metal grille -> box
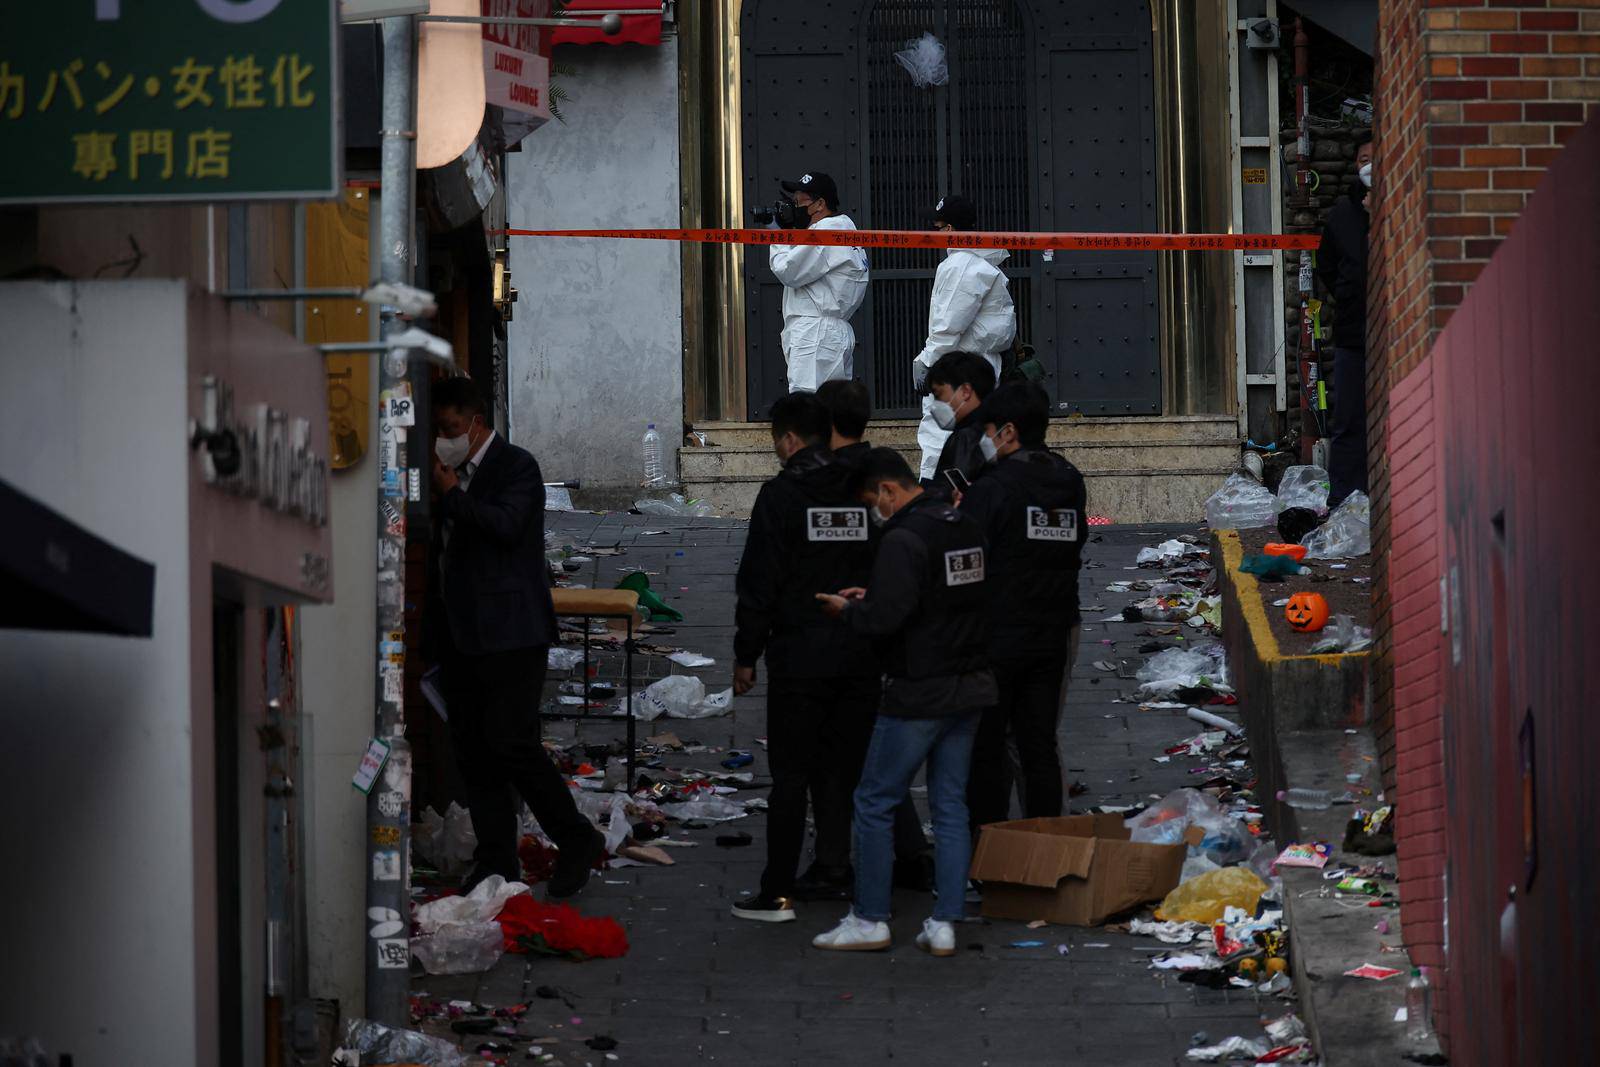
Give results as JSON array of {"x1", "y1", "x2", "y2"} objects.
[{"x1": 864, "y1": 0, "x2": 1031, "y2": 415}]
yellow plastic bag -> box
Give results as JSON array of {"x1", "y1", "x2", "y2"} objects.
[{"x1": 1154, "y1": 866, "x2": 1268, "y2": 924}]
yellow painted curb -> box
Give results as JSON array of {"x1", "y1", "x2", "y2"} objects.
[{"x1": 1215, "y1": 529, "x2": 1365, "y2": 666}]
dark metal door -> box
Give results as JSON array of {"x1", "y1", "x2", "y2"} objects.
[{"x1": 741, "y1": 0, "x2": 1158, "y2": 418}]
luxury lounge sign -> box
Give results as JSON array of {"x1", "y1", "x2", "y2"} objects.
[
  {"x1": 196, "y1": 375, "x2": 329, "y2": 527},
  {"x1": 482, "y1": 0, "x2": 550, "y2": 121}
]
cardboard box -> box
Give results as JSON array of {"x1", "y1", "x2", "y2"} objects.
[{"x1": 968, "y1": 814, "x2": 1193, "y2": 926}]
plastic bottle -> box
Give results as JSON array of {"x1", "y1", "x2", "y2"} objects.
[
  {"x1": 1276, "y1": 787, "x2": 1331, "y2": 810},
  {"x1": 1405, "y1": 968, "x2": 1433, "y2": 1041},
  {"x1": 642, "y1": 423, "x2": 669, "y2": 488}
]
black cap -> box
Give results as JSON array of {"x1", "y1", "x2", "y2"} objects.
[
  {"x1": 934, "y1": 194, "x2": 978, "y2": 230},
  {"x1": 781, "y1": 172, "x2": 840, "y2": 207}
]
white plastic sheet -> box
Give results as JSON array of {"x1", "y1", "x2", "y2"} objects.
[
  {"x1": 624, "y1": 675, "x2": 735, "y2": 720},
  {"x1": 894, "y1": 32, "x2": 949, "y2": 88},
  {"x1": 414, "y1": 874, "x2": 529, "y2": 934},
  {"x1": 1204, "y1": 472, "x2": 1276, "y2": 530},
  {"x1": 410, "y1": 922, "x2": 507, "y2": 976}
]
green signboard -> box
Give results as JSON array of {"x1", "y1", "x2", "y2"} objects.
[{"x1": 0, "y1": 0, "x2": 338, "y2": 203}]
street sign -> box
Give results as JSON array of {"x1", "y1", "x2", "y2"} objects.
[{"x1": 0, "y1": 0, "x2": 339, "y2": 204}]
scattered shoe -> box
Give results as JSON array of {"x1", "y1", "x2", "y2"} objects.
[
  {"x1": 915, "y1": 917, "x2": 956, "y2": 957},
  {"x1": 812, "y1": 911, "x2": 891, "y2": 952},
  {"x1": 731, "y1": 893, "x2": 797, "y2": 923},
  {"x1": 793, "y1": 863, "x2": 852, "y2": 902},
  {"x1": 546, "y1": 828, "x2": 606, "y2": 899}
]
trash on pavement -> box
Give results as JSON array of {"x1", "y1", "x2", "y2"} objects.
[
  {"x1": 414, "y1": 875, "x2": 530, "y2": 934},
  {"x1": 615, "y1": 571, "x2": 685, "y2": 622},
  {"x1": 968, "y1": 814, "x2": 1189, "y2": 925},
  {"x1": 1261, "y1": 542, "x2": 1309, "y2": 561},
  {"x1": 1274, "y1": 465, "x2": 1330, "y2": 514},
  {"x1": 410, "y1": 921, "x2": 507, "y2": 975},
  {"x1": 1344, "y1": 962, "x2": 1404, "y2": 981},
  {"x1": 336, "y1": 1018, "x2": 468, "y2": 1067},
  {"x1": 496, "y1": 894, "x2": 630, "y2": 960},
  {"x1": 1185, "y1": 1035, "x2": 1270, "y2": 1062},
  {"x1": 633, "y1": 492, "x2": 715, "y2": 518},
  {"x1": 1186, "y1": 707, "x2": 1244, "y2": 737},
  {"x1": 548, "y1": 647, "x2": 586, "y2": 671},
  {"x1": 1272, "y1": 842, "x2": 1332, "y2": 870},
  {"x1": 1135, "y1": 644, "x2": 1231, "y2": 698},
  {"x1": 1127, "y1": 918, "x2": 1206, "y2": 944},
  {"x1": 1126, "y1": 788, "x2": 1254, "y2": 867},
  {"x1": 1155, "y1": 867, "x2": 1269, "y2": 924},
  {"x1": 623, "y1": 675, "x2": 734, "y2": 720},
  {"x1": 667, "y1": 650, "x2": 715, "y2": 667},
  {"x1": 1204, "y1": 472, "x2": 1276, "y2": 530},
  {"x1": 1284, "y1": 591, "x2": 1330, "y2": 632},
  {"x1": 1309, "y1": 614, "x2": 1374, "y2": 653},
  {"x1": 657, "y1": 793, "x2": 750, "y2": 822},
  {"x1": 1239, "y1": 553, "x2": 1308, "y2": 579},
  {"x1": 1301, "y1": 490, "x2": 1371, "y2": 558}
]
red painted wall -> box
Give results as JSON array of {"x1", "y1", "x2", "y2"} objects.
[{"x1": 1423, "y1": 117, "x2": 1600, "y2": 1062}]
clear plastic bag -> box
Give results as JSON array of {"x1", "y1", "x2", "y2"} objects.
[
  {"x1": 1135, "y1": 642, "x2": 1230, "y2": 697},
  {"x1": 1301, "y1": 490, "x2": 1370, "y2": 558},
  {"x1": 1309, "y1": 613, "x2": 1374, "y2": 653},
  {"x1": 1275, "y1": 464, "x2": 1330, "y2": 514},
  {"x1": 338, "y1": 1018, "x2": 468, "y2": 1066},
  {"x1": 1204, "y1": 472, "x2": 1276, "y2": 529},
  {"x1": 624, "y1": 675, "x2": 734, "y2": 720},
  {"x1": 409, "y1": 920, "x2": 507, "y2": 975},
  {"x1": 894, "y1": 32, "x2": 949, "y2": 88},
  {"x1": 658, "y1": 794, "x2": 750, "y2": 822},
  {"x1": 415, "y1": 801, "x2": 477, "y2": 876},
  {"x1": 634, "y1": 492, "x2": 715, "y2": 518},
  {"x1": 414, "y1": 874, "x2": 528, "y2": 934}
]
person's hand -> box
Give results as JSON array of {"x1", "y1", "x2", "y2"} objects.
[
  {"x1": 912, "y1": 360, "x2": 929, "y2": 390},
  {"x1": 837, "y1": 587, "x2": 867, "y2": 601},
  {"x1": 950, "y1": 488, "x2": 964, "y2": 508},
  {"x1": 432, "y1": 456, "x2": 458, "y2": 493},
  {"x1": 733, "y1": 664, "x2": 756, "y2": 696},
  {"x1": 815, "y1": 592, "x2": 851, "y2": 618}
]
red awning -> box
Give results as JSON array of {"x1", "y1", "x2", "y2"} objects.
[{"x1": 549, "y1": 1, "x2": 662, "y2": 47}]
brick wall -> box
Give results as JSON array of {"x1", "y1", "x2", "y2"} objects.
[{"x1": 1366, "y1": 2, "x2": 1600, "y2": 1054}]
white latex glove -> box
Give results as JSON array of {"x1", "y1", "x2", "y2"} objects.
[{"x1": 912, "y1": 359, "x2": 930, "y2": 390}]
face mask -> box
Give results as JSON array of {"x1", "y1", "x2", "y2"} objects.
[
  {"x1": 1358, "y1": 163, "x2": 1372, "y2": 189},
  {"x1": 930, "y1": 399, "x2": 957, "y2": 430},
  {"x1": 435, "y1": 431, "x2": 471, "y2": 468},
  {"x1": 978, "y1": 433, "x2": 998, "y2": 463},
  {"x1": 780, "y1": 199, "x2": 811, "y2": 229},
  {"x1": 869, "y1": 505, "x2": 889, "y2": 528}
]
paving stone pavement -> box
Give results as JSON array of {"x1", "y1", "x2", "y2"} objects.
[{"x1": 411, "y1": 510, "x2": 1272, "y2": 1066}]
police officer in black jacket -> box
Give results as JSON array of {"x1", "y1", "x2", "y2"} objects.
[
  {"x1": 812, "y1": 448, "x2": 996, "y2": 957},
  {"x1": 927, "y1": 351, "x2": 998, "y2": 492},
  {"x1": 731, "y1": 393, "x2": 878, "y2": 922},
  {"x1": 959, "y1": 381, "x2": 1087, "y2": 829},
  {"x1": 815, "y1": 378, "x2": 873, "y2": 470}
]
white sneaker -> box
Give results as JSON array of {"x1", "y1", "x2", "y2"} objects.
[
  {"x1": 915, "y1": 918, "x2": 956, "y2": 957},
  {"x1": 811, "y1": 910, "x2": 891, "y2": 952}
]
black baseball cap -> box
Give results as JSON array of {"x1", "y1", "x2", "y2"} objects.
[
  {"x1": 781, "y1": 172, "x2": 840, "y2": 207},
  {"x1": 934, "y1": 194, "x2": 978, "y2": 230}
]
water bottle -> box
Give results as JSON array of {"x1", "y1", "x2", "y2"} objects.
[
  {"x1": 1276, "y1": 787, "x2": 1332, "y2": 810},
  {"x1": 642, "y1": 423, "x2": 669, "y2": 488},
  {"x1": 1405, "y1": 967, "x2": 1433, "y2": 1041}
]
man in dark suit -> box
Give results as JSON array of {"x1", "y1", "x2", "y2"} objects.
[{"x1": 430, "y1": 376, "x2": 604, "y2": 897}]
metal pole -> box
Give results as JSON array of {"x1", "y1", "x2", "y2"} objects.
[{"x1": 364, "y1": 11, "x2": 417, "y2": 1027}]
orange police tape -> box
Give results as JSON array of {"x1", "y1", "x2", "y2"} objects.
[{"x1": 502, "y1": 227, "x2": 1321, "y2": 253}]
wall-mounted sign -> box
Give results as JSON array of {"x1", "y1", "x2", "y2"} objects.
[
  {"x1": 482, "y1": 0, "x2": 550, "y2": 122},
  {"x1": 197, "y1": 375, "x2": 329, "y2": 527},
  {"x1": 1242, "y1": 167, "x2": 1269, "y2": 185},
  {"x1": 0, "y1": 0, "x2": 338, "y2": 204}
]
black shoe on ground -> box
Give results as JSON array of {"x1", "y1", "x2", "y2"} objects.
[
  {"x1": 893, "y1": 853, "x2": 936, "y2": 893},
  {"x1": 731, "y1": 893, "x2": 797, "y2": 923},
  {"x1": 459, "y1": 862, "x2": 519, "y2": 895},
  {"x1": 793, "y1": 864, "x2": 853, "y2": 902},
  {"x1": 547, "y1": 828, "x2": 606, "y2": 899}
]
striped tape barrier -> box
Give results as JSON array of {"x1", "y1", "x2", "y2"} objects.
[{"x1": 502, "y1": 227, "x2": 1320, "y2": 253}]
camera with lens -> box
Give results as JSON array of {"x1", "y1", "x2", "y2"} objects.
[{"x1": 750, "y1": 198, "x2": 810, "y2": 230}]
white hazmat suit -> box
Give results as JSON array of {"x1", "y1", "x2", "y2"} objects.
[
  {"x1": 913, "y1": 247, "x2": 1017, "y2": 479},
  {"x1": 769, "y1": 214, "x2": 870, "y2": 393}
]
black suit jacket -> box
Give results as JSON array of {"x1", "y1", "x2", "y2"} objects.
[{"x1": 437, "y1": 434, "x2": 558, "y2": 655}]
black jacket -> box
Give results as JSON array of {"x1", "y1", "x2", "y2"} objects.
[
  {"x1": 933, "y1": 409, "x2": 989, "y2": 491},
  {"x1": 961, "y1": 446, "x2": 1088, "y2": 659},
  {"x1": 436, "y1": 435, "x2": 559, "y2": 655},
  {"x1": 832, "y1": 440, "x2": 871, "y2": 472},
  {"x1": 843, "y1": 493, "x2": 997, "y2": 716},
  {"x1": 1316, "y1": 191, "x2": 1369, "y2": 350},
  {"x1": 734, "y1": 445, "x2": 876, "y2": 681}
]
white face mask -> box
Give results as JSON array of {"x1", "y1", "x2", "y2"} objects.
[
  {"x1": 978, "y1": 433, "x2": 998, "y2": 463},
  {"x1": 930, "y1": 399, "x2": 958, "y2": 431},
  {"x1": 1358, "y1": 162, "x2": 1372, "y2": 189},
  {"x1": 435, "y1": 432, "x2": 472, "y2": 469},
  {"x1": 869, "y1": 505, "x2": 889, "y2": 528}
]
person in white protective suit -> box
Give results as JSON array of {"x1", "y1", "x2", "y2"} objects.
[
  {"x1": 912, "y1": 195, "x2": 1017, "y2": 481},
  {"x1": 768, "y1": 172, "x2": 870, "y2": 393}
]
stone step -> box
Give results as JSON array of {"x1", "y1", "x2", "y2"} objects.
[{"x1": 681, "y1": 438, "x2": 1241, "y2": 479}]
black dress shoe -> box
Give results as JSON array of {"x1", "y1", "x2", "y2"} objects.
[
  {"x1": 547, "y1": 828, "x2": 606, "y2": 899},
  {"x1": 793, "y1": 863, "x2": 853, "y2": 901},
  {"x1": 459, "y1": 862, "x2": 520, "y2": 895}
]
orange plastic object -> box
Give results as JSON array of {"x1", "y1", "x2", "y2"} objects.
[
  {"x1": 1284, "y1": 592, "x2": 1330, "y2": 633},
  {"x1": 1262, "y1": 543, "x2": 1309, "y2": 561}
]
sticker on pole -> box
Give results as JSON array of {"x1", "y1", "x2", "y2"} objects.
[{"x1": 353, "y1": 737, "x2": 392, "y2": 795}]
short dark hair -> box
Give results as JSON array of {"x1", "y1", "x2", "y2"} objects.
[
  {"x1": 769, "y1": 391, "x2": 832, "y2": 445},
  {"x1": 815, "y1": 379, "x2": 871, "y2": 440},
  {"x1": 927, "y1": 351, "x2": 996, "y2": 400},
  {"x1": 848, "y1": 446, "x2": 919, "y2": 495},
  {"x1": 1353, "y1": 130, "x2": 1373, "y2": 148},
  {"x1": 433, "y1": 376, "x2": 487, "y2": 418},
  {"x1": 980, "y1": 381, "x2": 1050, "y2": 446}
]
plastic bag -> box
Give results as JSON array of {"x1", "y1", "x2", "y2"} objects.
[
  {"x1": 658, "y1": 793, "x2": 750, "y2": 822},
  {"x1": 1186, "y1": 1036, "x2": 1270, "y2": 1062},
  {"x1": 1135, "y1": 643, "x2": 1230, "y2": 697},
  {"x1": 548, "y1": 647, "x2": 585, "y2": 671},
  {"x1": 1204, "y1": 472, "x2": 1276, "y2": 530},
  {"x1": 634, "y1": 492, "x2": 714, "y2": 518},
  {"x1": 1155, "y1": 866, "x2": 1269, "y2": 924},
  {"x1": 338, "y1": 1018, "x2": 468, "y2": 1067},
  {"x1": 409, "y1": 920, "x2": 507, "y2": 975},
  {"x1": 624, "y1": 675, "x2": 734, "y2": 721},
  {"x1": 1301, "y1": 490, "x2": 1370, "y2": 558},
  {"x1": 1309, "y1": 613, "x2": 1374, "y2": 653},
  {"x1": 414, "y1": 874, "x2": 529, "y2": 934},
  {"x1": 1274, "y1": 464, "x2": 1330, "y2": 514},
  {"x1": 894, "y1": 32, "x2": 949, "y2": 88},
  {"x1": 415, "y1": 802, "x2": 477, "y2": 876}
]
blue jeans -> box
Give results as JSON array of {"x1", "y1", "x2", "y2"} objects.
[{"x1": 852, "y1": 711, "x2": 980, "y2": 922}]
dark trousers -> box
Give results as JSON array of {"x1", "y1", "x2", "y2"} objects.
[
  {"x1": 1328, "y1": 345, "x2": 1369, "y2": 506},
  {"x1": 968, "y1": 652, "x2": 1069, "y2": 830},
  {"x1": 443, "y1": 645, "x2": 591, "y2": 874}
]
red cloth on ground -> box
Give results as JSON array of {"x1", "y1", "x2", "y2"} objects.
[{"x1": 495, "y1": 894, "x2": 629, "y2": 960}]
